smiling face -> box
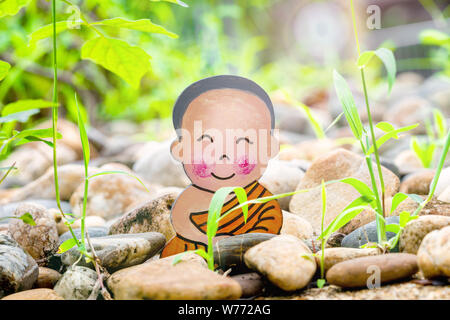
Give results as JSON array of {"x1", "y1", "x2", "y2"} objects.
[{"x1": 171, "y1": 88, "x2": 278, "y2": 191}]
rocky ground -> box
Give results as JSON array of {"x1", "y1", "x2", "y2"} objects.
[{"x1": 0, "y1": 72, "x2": 449, "y2": 300}]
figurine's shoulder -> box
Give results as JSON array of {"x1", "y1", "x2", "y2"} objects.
[{"x1": 172, "y1": 184, "x2": 212, "y2": 208}]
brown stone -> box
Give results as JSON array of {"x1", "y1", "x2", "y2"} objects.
[
  {"x1": 417, "y1": 226, "x2": 450, "y2": 279},
  {"x1": 107, "y1": 253, "x2": 241, "y2": 300},
  {"x1": 109, "y1": 193, "x2": 176, "y2": 240},
  {"x1": 314, "y1": 247, "x2": 381, "y2": 273},
  {"x1": 35, "y1": 267, "x2": 61, "y2": 289},
  {"x1": 1, "y1": 288, "x2": 63, "y2": 300},
  {"x1": 289, "y1": 149, "x2": 399, "y2": 235},
  {"x1": 230, "y1": 273, "x2": 264, "y2": 298},
  {"x1": 326, "y1": 253, "x2": 418, "y2": 288},
  {"x1": 400, "y1": 169, "x2": 436, "y2": 195}
]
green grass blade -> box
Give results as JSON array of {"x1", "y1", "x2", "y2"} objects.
[
  {"x1": 0, "y1": 162, "x2": 16, "y2": 185},
  {"x1": 88, "y1": 170, "x2": 151, "y2": 193},
  {"x1": 333, "y1": 70, "x2": 363, "y2": 140},
  {"x1": 340, "y1": 177, "x2": 375, "y2": 199},
  {"x1": 368, "y1": 123, "x2": 419, "y2": 155},
  {"x1": 390, "y1": 192, "x2": 408, "y2": 214},
  {"x1": 373, "y1": 48, "x2": 397, "y2": 94},
  {"x1": 75, "y1": 94, "x2": 90, "y2": 170}
]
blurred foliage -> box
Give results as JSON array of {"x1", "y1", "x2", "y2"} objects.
[{"x1": 0, "y1": 0, "x2": 448, "y2": 131}]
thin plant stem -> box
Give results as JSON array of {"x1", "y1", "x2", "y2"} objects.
[
  {"x1": 51, "y1": 0, "x2": 79, "y2": 246},
  {"x1": 350, "y1": 0, "x2": 387, "y2": 244}
]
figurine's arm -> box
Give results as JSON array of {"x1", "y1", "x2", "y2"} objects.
[{"x1": 171, "y1": 194, "x2": 209, "y2": 244}]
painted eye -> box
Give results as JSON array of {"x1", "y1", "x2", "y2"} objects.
[
  {"x1": 197, "y1": 134, "x2": 214, "y2": 143},
  {"x1": 236, "y1": 137, "x2": 253, "y2": 144}
]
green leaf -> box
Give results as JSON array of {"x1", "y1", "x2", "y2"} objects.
[
  {"x1": 318, "y1": 204, "x2": 371, "y2": 240},
  {"x1": 149, "y1": 0, "x2": 189, "y2": 7},
  {"x1": 324, "y1": 112, "x2": 344, "y2": 134},
  {"x1": 333, "y1": 70, "x2": 363, "y2": 140},
  {"x1": 376, "y1": 121, "x2": 396, "y2": 134},
  {"x1": 0, "y1": 162, "x2": 16, "y2": 185},
  {"x1": 433, "y1": 108, "x2": 447, "y2": 140},
  {"x1": 317, "y1": 279, "x2": 326, "y2": 288},
  {"x1": 172, "y1": 249, "x2": 208, "y2": 265},
  {"x1": 0, "y1": 0, "x2": 31, "y2": 18},
  {"x1": 1, "y1": 99, "x2": 57, "y2": 116},
  {"x1": 411, "y1": 137, "x2": 435, "y2": 168},
  {"x1": 81, "y1": 37, "x2": 151, "y2": 89},
  {"x1": 340, "y1": 177, "x2": 375, "y2": 199},
  {"x1": 368, "y1": 123, "x2": 419, "y2": 155},
  {"x1": 428, "y1": 130, "x2": 450, "y2": 200},
  {"x1": 57, "y1": 238, "x2": 78, "y2": 254},
  {"x1": 12, "y1": 128, "x2": 61, "y2": 141},
  {"x1": 399, "y1": 211, "x2": 413, "y2": 228},
  {"x1": 18, "y1": 212, "x2": 35, "y2": 226},
  {"x1": 75, "y1": 94, "x2": 90, "y2": 168},
  {"x1": 390, "y1": 192, "x2": 408, "y2": 214},
  {"x1": 357, "y1": 51, "x2": 375, "y2": 68},
  {"x1": 420, "y1": 29, "x2": 450, "y2": 46},
  {"x1": 28, "y1": 21, "x2": 83, "y2": 45},
  {"x1": 373, "y1": 48, "x2": 397, "y2": 94},
  {"x1": 0, "y1": 109, "x2": 39, "y2": 124},
  {"x1": 92, "y1": 18, "x2": 178, "y2": 38},
  {"x1": 385, "y1": 223, "x2": 400, "y2": 233},
  {"x1": 15, "y1": 135, "x2": 54, "y2": 148},
  {"x1": 0, "y1": 60, "x2": 11, "y2": 81}
]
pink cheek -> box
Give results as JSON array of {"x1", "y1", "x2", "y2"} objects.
[
  {"x1": 192, "y1": 162, "x2": 214, "y2": 178},
  {"x1": 234, "y1": 156, "x2": 256, "y2": 175}
]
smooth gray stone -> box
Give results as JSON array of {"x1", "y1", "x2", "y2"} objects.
[
  {"x1": 0, "y1": 234, "x2": 39, "y2": 298},
  {"x1": 61, "y1": 232, "x2": 166, "y2": 272},
  {"x1": 54, "y1": 266, "x2": 97, "y2": 300},
  {"x1": 342, "y1": 216, "x2": 400, "y2": 252},
  {"x1": 0, "y1": 200, "x2": 71, "y2": 223},
  {"x1": 59, "y1": 227, "x2": 109, "y2": 245}
]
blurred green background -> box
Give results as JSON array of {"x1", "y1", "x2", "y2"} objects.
[{"x1": 0, "y1": 0, "x2": 449, "y2": 137}]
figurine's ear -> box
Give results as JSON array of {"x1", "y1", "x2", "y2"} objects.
[
  {"x1": 170, "y1": 137, "x2": 184, "y2": 162},
  {"x1": 268, "y1": 130, "x2": 280, "y2": 159}
]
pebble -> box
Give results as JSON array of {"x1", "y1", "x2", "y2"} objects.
[
  {"x1": 109, "y1": 193, "x2": 176, "y2": 241},
  {"x1": 35, "y1": 267, "x2": 62, "y2": 289},
  {"x1": 280, "y1": 211, "x2": 313, "y2": 240},
  {"x1": 61, "y1": 232, "x2": 165, "y2": 272},
  {"x1": 244, "y1": 235, "x2": 316, "y2": 291},
  {"x1": 259, "y1": 160, "x2": 305, "y2": 210},
  {"x1": 8, "y1": 203, "x2": 59, "y2": 265},
  {"x1": 417, "y1": 225, "x2": 450, "y2": 279},
  {"x1": 341, "y1": 216, "x2": 400, "y2": 251},
  {"x1": 1, "y1": 288, "x2": 64, "y2": 300},
  {"x1": 326, "y1": 253, "x2": 418, "y2": 288},
  {"x1": 54, "y1": 266, "x2": 97, "y2": 300},
  {"x1": 70, "y1": 163, "x2": 155, "y2": 220},
  {"x1": 230, "y1": 273, "x2": 264, "y2": 298},
  {"x1": 107, "y1": 253, "x2": 241, "y2": 300},
  {"x1": 400, "y1": 169, "x2": 436, "y2": 195},
  {"x1": 289, "y1": 149, "x2": 399, "y2": 235},
  {"x1": 314, "y1": 247, "x2": 380, "y2": 273},
  {"x1": 0, "y1": 234, "x2": 38, "y2": 298},
  {"x1": 399, "y1": 215, "x2": 450, "y2": 254}
]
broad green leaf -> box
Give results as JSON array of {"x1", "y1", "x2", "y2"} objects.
[
  {"x1": 75, "y1": 94, "x2": 90, "y2": 168},
  {"x1": 340, "y1": 177, "x2": 375, "y2": 199},
  {"x1": 333, "y1": 70, "x2": 363, "y2": 140},
  {"x1": 149, "y1": 0, "x2": 189, "y2": 7},
  {"x1": 14, "y1": 135, "x2": 54, "y2": 148},
  {"x1": 399, "y1": 211, "x2": 411, "y2": 227},
  {"x1": 373, "y1": 48, "x2": 397, "y2": 94},
  {"x1": 420, "y1": 29, "x2": 450, "y2": 46},
  {"x1": 0, "y1": 109, "x2": 39, "y2": 124},
  {"x1": 0, "y1": 0, "x2": 31, "y2": 18},
  {"x1": 92, "y1": 18, "x2": 178, "y2": 38},
  {"x1": 57, "y1": 238, "x2": 78, "y2": 254},
  {"x1": 88, "y1": 170, "x2": 150, "y2": 193},
  {"x1": 19, "y1": 212, "x2": 35, "y2": 226},
  {"x1": 390, "y1": 192, "x2": 408, "y2": 214},
  {"x1": 385, "y1": 223, "x2": 400, "y2": 233},
  {"x1": 81, "y1": 37, "x2": 151, "y2": 89},
  {"x1": 368, "y1": 123, "x2": 419, "y2": 155},
  {"x1": 1, "y1": 99, "x2": 57, "y2": 116},
  {"x1": 357, "y1": 51, "x2": 375, "y2": 68},
  {"x1": 0, "y1": 60, "x2": 11, "y2": 81},
  {"x1": 28, "y1": 21, "x2": 83, "y2": 45},
  {"x1": 433, "y1": 108, "x2": 447, "y2": 140},
  {"x1": 317, "y1": 278, "x2": 326, "y2": 288},
  {"x1": 376, "y1": 121, "x2": 396, "y2": 134}
]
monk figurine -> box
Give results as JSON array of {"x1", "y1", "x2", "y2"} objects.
[{"x1": 161, "y1": 75, "x2": 283, "y2": 258}]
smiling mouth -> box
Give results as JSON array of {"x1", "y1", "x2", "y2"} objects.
[{"x1": 211, "y1": 172, "x2": 236, "y2": 180}]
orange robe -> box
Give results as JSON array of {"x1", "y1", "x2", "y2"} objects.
[{"x1": 160, "y1": 181, "x2": 283, "y2": 258}]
